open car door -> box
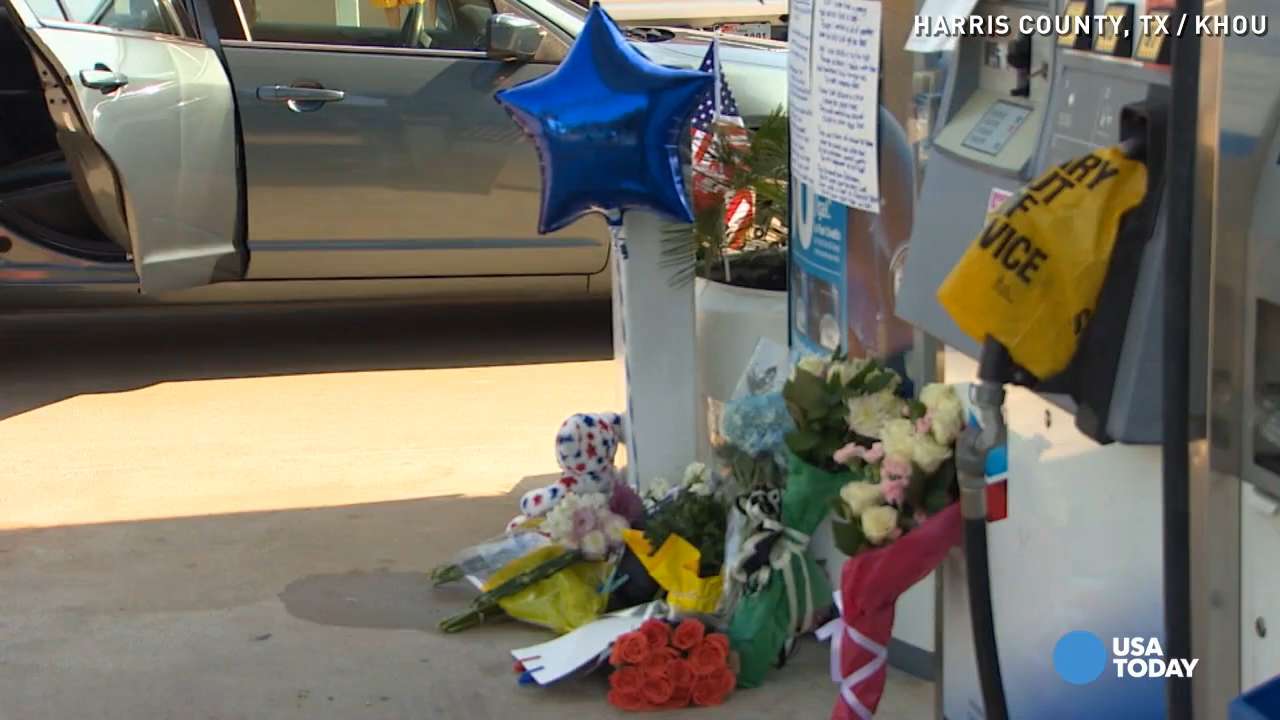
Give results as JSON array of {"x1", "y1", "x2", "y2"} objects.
[{"x1": 5, "y1": 0, "x2": 241, "y2": 292}]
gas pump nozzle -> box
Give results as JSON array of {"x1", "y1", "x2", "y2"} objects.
[{"x1": 955, "y1": 337, "x2": 1020, "y2": 720}]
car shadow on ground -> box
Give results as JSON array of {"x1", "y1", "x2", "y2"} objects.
[{"x1": 0, "y1": 299, "x2": 613, "y2": 422}]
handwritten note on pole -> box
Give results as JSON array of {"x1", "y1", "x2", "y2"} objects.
[
  {"x1": 813, "y1": 0, "x2": 881, "y2": 213},
  {"x1": 786, "y1": 0, "x2": 816, "y2": 189}
]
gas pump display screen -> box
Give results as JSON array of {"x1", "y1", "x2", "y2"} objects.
[{"x1": 962, "y1": 101, "x2": 1032, "y2": 156}]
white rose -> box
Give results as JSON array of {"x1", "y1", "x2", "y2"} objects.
[
  {"x1": 919, "y1": 383, "x2": 957, "y2": 409},
  {"x1": 647, "y1": 478, "x2": 672, "y2": 501},
  {"x1": 581, "y1": 492, "x2": 608, "y2": 510},
  {"x1": 879, "y1": 418, "x2": 917, "y2": 462},
  {"x1": 911, "y1": 436, "x2": 953, "y2": 474},
  {"x1": 580, "y1": 530, "x2": 608, "y2": 558},
  {"x1": 827, "y1": 358, "x2": 870, "y2": 386},
  {"x1": 930, "y1": 399, "x2": 966, "y2": 446},
  {"x1": 920, "y1": 384, "x2": 966, "y2": 445},
  {"x1": 839, "y1": 482, "x2": 883, "y2": 516},
  {"x1": 603, "y1": 514, "x2": 630, "y2": 542},
  {"x1": 795, "y1": 355, "x2": 828, "y2": 378},
  {"x1": 682, "y1": 462, "x2": 708, "y2": 487},
  {"x1": 688, "y1": 481, "x2": 713, "y2": 497},
  {"x1": 861, "y1": 505, "x2": 900, "y2": 544},
  {"x1": 846, "y1": 391, "x2": 906, "y2": 439}
]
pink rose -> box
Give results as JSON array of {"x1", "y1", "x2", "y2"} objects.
[
  {"x1": 880, "y1": 476, "x2": 908, "y2": 506},
  {"x1": 881, "y1": 455, "x2": 911, "y2": 483},
  {"x1": 833, "y1": 443, "x2": 861, "y2": 465},
  {"x1": 572, "y1": 507, "x2": 599, "y2": 538},
  {"x1": 834, "y1": 441, "x2": 887, "y2": 466},
  {"x1": 915, "y1": 414, "x2": 933, "y2": 435}
]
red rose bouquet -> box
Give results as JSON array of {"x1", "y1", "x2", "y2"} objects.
[{"x1": 606, "y1": 618, "x2": 736, "y2": 711}]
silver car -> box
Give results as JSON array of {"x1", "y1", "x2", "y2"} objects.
[{"x1": 0, "y1": 0, "x2": 784, "y2": 311}]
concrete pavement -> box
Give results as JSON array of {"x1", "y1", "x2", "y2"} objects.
[{"x1": 0, "y1": 302, "x2": 932, "y2": 719}]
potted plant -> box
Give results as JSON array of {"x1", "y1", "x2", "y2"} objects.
[{"x1": 666, "y1": 108, "x2": 791, "y2": 446}]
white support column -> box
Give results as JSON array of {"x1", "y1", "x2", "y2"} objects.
[
  {"x1": 612, "y1": 211, "x2": 699, "y2": 491},
  {"x1": 334, "y1": 0, "x2": 360, "y2": 26}
]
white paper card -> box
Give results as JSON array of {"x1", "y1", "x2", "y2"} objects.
[
  {"x1": 813, "y1": 0, "x2": 881, "y2": 213},
  {"x1": 511, "y1": 616, "x2": 646, "y2": 686},
  {"x1": 905, "y1": 0, "x2": 981, "y2": 54}
]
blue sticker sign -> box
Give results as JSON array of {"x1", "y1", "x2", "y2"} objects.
[{"x1": 790, "y1": 183, "x2": 848, "y2": 355}]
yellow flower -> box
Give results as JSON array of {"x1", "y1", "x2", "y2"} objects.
[
  {"x1": 861, "y1": 505, "x2": 901, "y2": 544},
  {"x1": 921, "y1": 383, "x2": 966, "y2": 446},
  {"x1": 839, "y1": 481, "x2": 883, "y2": 516},
  {"x1": 846, "y1": 392, "x2": 906, "y2": 439},
  {"x1": 880, "y1": 418, "x2": 916, "y2": 462}
]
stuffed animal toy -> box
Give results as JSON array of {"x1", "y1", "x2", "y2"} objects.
[{"x1": 506, "y1": 412, "x2": 628, "y2": 533}]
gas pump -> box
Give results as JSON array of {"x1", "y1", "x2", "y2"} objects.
[
  {"x1": 894, "y1": 0, "x2": 1214, "y2": 718},
  {"x1": 896, "y1": 0, "x2": 1056, "y2": 357}
]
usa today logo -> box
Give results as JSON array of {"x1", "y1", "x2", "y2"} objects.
[{"x1": 1052, "y1": 631, "x2": 1200, "y2": 685}]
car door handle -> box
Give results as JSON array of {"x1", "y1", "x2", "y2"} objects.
[
  {"x1": 80, "y1": 66, "x2": 128, "y2": 93},
  {"x1": 257, "y1": 85, "x2": 345, "y2": 103}
]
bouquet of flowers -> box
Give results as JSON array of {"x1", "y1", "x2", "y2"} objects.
[
  {"x1": 606, "y1": 618, "x2": 737, "y2": 711},
  {"x1": 727, "y1": 353, "x2": 877, "y2": 687},
  {"x1": 435, "y1": 493, "x2": 630, "y2": 634},
  {"x1": 541, "y1": 492, "x2": 631, "y2": 560},
  {"x1": 828, "y1": 383, "x2": 964, "y2": 554},
  {"x1": 816, "y1": 375, "x2": 970, "y2": 720},
  {"x1": 620, "y1": 463, "x2": 731, "y2": 615},
  {"x1": 717, "y1": 391, "x2": 792, "y2": 496}
]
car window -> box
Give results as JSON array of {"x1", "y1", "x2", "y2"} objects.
[
  {"x1": 23, "y1": 0, "x2": 67, "y2": 20},
  {"x1": 243, "y1": 0, "x2": 495, "y2": 52},
  {"x1": 60, "y1": 0, "x2": 183, "y2": 34}
]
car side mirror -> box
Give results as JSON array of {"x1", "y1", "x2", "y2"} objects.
[{"x1": 486, "y1": 13, "x2": 544, "y2": 62}]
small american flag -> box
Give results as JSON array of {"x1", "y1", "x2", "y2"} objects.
[{"x1": 691, "y1": 35, "x2": 755, "y2": 250}]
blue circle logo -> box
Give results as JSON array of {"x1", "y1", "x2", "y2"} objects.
[{"x1": 1053, "y1": 631, "x2": 1107, "y2": 685}]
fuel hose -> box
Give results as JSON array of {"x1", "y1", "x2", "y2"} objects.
[{"x1": 956, "y1": 344, "x2": 1012, "y2": 720}]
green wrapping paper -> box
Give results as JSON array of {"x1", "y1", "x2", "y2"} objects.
[{"x1": 728, "y1": 449, "x2": 854, "y2": 687}]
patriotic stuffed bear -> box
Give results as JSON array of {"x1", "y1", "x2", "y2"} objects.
[{"x1": 506, "y1": 412, "x2": 627, "y2": 533}]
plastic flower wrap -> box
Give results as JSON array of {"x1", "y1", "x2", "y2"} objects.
[{"x1": 543, "y1": 492, "x2": 630, "y2": 560}]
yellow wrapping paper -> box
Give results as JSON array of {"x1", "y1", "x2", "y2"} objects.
[
  {"x1": 622, "y1": 529, "x2": 723, "y2": 614},
  {"x1": 937, "y1": 145, "x2": 1148, "y2": 379},
  {"x1": 484, "y1": 545, "x2": 609, "y2": 635}
]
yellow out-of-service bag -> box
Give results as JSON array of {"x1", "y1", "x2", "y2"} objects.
[{"x1": 937, "y1": 146, "x2": 1148, "y2": 380}]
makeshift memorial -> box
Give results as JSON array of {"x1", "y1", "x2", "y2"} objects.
[{"x1": 605, "y1": 618, "x2": 737, "y2": 710}]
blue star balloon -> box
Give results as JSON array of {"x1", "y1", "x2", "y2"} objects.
[{"x1": 495, "y1": 5, "x2": 713, "y2": 234}]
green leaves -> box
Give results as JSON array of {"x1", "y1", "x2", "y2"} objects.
[{"x1": 643, "y1": 492, "x2": 729, "y2": 577}]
